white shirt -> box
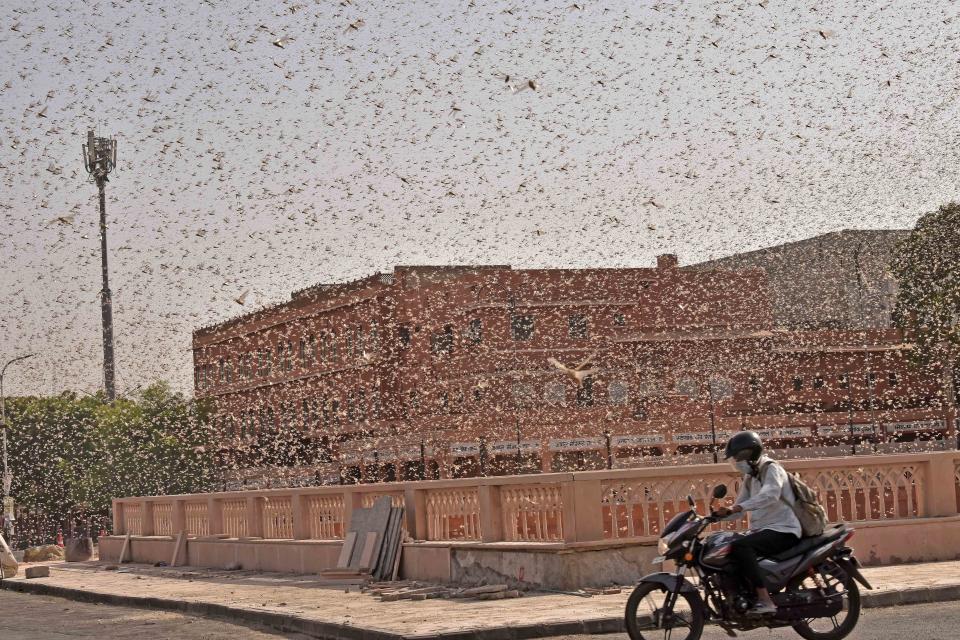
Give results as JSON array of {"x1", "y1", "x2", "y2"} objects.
[{"x1": 732, "y1": 456, "x2": 802, "y2": 538}]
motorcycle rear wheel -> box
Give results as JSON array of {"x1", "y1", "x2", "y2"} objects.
[
  {"x1": 791, "y1": 563, "x2": 861, "y2": 640},
  {"x1": 625, "y1": 581, "x2": 705, "y2": 640}
]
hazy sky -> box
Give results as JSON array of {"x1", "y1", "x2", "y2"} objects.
[{"x1": 2, "y1": 1, "x2": 959, "y2": 396}]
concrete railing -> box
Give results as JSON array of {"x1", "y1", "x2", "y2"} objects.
[{"x1": 113, "y1": 451, "x2": 960, "y2": 547}]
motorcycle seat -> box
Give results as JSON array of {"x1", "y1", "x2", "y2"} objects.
[{"x1": 763, "y1": 524, "x2": 847, "y2": 562}]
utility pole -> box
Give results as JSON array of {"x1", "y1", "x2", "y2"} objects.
[
  {"x1": 1, "y1": 354, "x2": 35, "y2": 542},
  {"x1": 82, "y1": 130, "x2": 118, "y2": 402}
]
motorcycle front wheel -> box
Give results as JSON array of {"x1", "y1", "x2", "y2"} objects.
[{"x1": 625, "y1": 581, "x2": 705, "y2": 640}]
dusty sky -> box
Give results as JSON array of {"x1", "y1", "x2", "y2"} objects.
[{"x1": 1, "y1": 1, "x2": 959, "y2": 396}]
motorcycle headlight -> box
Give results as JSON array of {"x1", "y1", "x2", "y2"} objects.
[{"x1": 658, "y1": 535, "x2": 671, "y2": 555}]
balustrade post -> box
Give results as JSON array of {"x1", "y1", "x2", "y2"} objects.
[
  {"x1": 292, "y1": 492, "x2": 310, "y2": 540},
  {"x1": 478, "y1": 484, "x2": 503, "y2": 542},
  {"x1": 171, "y1": 499, "x2": 186, "y2": 535},
  {"x1": 246, "y1": 496, "x2": 263, "y2": 538},
  {"x1": 923, "y1": 452, "x2": 959, "y2": 517},
  {"x1": 141, "y1": 500, "x2": 155, "y2": 536},
  {"x1": 404, "y1": 488, "x2": 428, "y2": 540},
  {"x1": 342, "y1": 489, "x2": 363, "y2": 531},
  {"x1": 112, "y1": 500, "x2": 124, "y2": 535},
  {"x1": 207, "y1": 497, "x2": 223, "y2": 535},
  {"x1": 562, "y1": 478, "x2": 604, "y2": 543}
]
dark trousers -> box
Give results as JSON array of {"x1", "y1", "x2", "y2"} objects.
[{"x1": 729, "y1": 529, "x2": 799, "y2": 591}]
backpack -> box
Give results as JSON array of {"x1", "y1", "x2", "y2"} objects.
[{"x1": 759, "y1": 460, "x2": 827, "y2": 537}]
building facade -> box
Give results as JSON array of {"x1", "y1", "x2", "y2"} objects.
[
  {"x1": 193, "y1": 251, "x2": 953, "y2": 488},
  {"x1": 693, "y1": 229, "x2": 910, "y2": 330}
]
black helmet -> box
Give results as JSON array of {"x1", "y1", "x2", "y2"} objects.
[{"x1": 724, "y1": 431, "x2": 763, "y2": 462}]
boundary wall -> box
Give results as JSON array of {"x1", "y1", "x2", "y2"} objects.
[{"x1": 101, "y1": 451, "x2": 960, "y2": 589}]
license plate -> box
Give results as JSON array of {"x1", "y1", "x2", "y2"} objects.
[{"x1": 651, "y1": 555, "x2": 666, "y2": 564}]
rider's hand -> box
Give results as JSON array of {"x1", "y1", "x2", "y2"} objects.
[{"x1": 714, "y1": 505, "x2": 741, "y2": 518}]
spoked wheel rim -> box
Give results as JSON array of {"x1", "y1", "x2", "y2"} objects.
[{"x1": 625, "y1": 582, "x2": 704, "y2": 640}]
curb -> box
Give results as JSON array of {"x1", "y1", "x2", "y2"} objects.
[{"x1": 3, "y1": 578, "x2": 960, "y2": 640}]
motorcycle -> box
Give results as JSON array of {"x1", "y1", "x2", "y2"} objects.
[{"x1": 625, "y1": 484, "x2": 872, "y2": 640}]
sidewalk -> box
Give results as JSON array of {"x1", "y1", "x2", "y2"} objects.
[{"x1": 2, "y1": 559, "x2": 960, "y2": 640}]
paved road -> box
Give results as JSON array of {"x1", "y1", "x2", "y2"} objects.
[
  {"x1": 0, "y1": 589, "x2": 310, "y2": 639},
  {"x1": 546, "y1": 600, "x2": 960, "y2": 640},
  {"x1": 2, "y1": 588, "x2": 958, "y2": 639}
]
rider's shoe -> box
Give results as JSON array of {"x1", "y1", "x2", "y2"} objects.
[{"x1": 746, "y1": 601, "x2": 777, "y2": 617}]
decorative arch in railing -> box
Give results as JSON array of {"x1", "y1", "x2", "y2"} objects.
[
  {"x1": 796, "y1": 464, "x2": 923, "y2": 522},
  {"x1": 500, "y1": 484, "x2": 563, "y2": 542},
  {"x1": 425, "y1": 488, "x2": 481, "y2": 541},
  {"x1": 602, "y1": 474, "x2": 744, "y2": 539}
]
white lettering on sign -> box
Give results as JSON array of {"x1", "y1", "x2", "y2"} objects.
[
  {"x1": 549, "y1": 437, "x2": 605, "y2": 452},
  {"x1": 886, "y1": 420, "x2": 945, "y2": 433},
  {"x1": 489, "y1": 440, "x2": 540, "y2": 454},
  {"x1": 818, "y1": 424, "x2": 876, "y2": 436},
  {"x1": 752, "y1": 427, "x2": 813, "y2": 440},
  {"x1": 672, "y1": 431, "x2": 734, "y2": 444},
  {"x1": 612, "y1": 434, "x2": 666, "y2": 447},
  {"x1": 450, "y1": 442, "x2": 480, "y2": 455}
]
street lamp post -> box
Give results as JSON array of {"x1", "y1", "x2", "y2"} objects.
[
  {"x1": 1, "y1": 354, "x2": 35, "y2": 541},
  {"x1": 82, "y1": 130, "x2": 118, "y2": 402}
]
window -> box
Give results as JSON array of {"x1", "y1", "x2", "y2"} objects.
[
  {"x1": 865, "y1": 371, "x2": 876, "y2": 387},
  {"x1": 218, "y1": 358, "x2": 225, "y2": 383},
  {"x1": 355, "y1": 326, "x2": 365, "y2": 355},
  {"x1": 398, "y1": 325, "x2": 411, "y2": 348},
  {"x1": 544, "y1": 381, "x2": 566, "y2": 405},
  {"x1": 576, "y1": 376, "x2": 594, "y2": 406},
  {"x1": 511, "y1": 314, "x2": 534, "y2": 340},
  {"x1": 466, "y1": 318, "x2": 482, "y2": 345},
  {"x1": 512, "y1": 383, "x2": 537, "y2": 407},
  {"x1": 675, "y1": 377, "x2": 699, "y2": 398},
  {"x1": 748, "y1": 376, "x2": 761, "y2": 394},
  {"x1": 299, "y1": 338, "x2": 307, "y2": 368},
  {"x1": 813, "y1": 376, "x2": 825, "y2": 389},
  {"x1": 430, "y1": 324, "x2": 455, "y2": 355},
  {"x1": 888, "y1": 372, "x2": 898, "y2": 387},
  {"x1": 262, "y1": 349, "x2": 273, "y2": 376},
  {"x1": 302, "y1": 399, "x2": 311, "y2": 430},
  {"x1": 613, "y1": 312, "x2": 626, "y2": 326},
  {"x1": 792, "y1": 377, "x2": 803, "y2": 392},
  {"x1": 357, "y1": 388, "x2": 366, "y2": 421},
  {"x1": 568, "y1": 314, "x2": 588, "y2": 339},
  {"x1": 308, "y1": 334, "x2": 316, "y2": 364},
  {"x1": 473, "y1": 386, "x2": 484, "y2": 402},
  {"x1": 608, "y1": 380, "x2": 629, "y2": 405},
  {"x1": 838, "y1": 373, "x2": 849, "y2": 389}
]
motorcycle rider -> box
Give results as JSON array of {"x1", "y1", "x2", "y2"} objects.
[{"x1": 714, "y1": 431, "x2": 801, "y2": 616}]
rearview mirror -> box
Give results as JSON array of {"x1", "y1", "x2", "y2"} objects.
[
  {"x1": 687, "y1": 494, "x2": 695, "y2": 507},
  {"x1": 712, "y1": 484, "x2": 728, "y2": 499}
]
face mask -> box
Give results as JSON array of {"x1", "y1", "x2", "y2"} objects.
[{"x1": 733, "y1": 460, "x2": 753, "y2": 475}]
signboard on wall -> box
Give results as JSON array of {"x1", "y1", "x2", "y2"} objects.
[
  {"x1": 817, "y1": 424, "x2": 876, "y2": 436},
  {"x1": 886, "y1": 420, "x2": 945, "y2": 434},
  {"x1": 752, "y1": 427, "x2": 813, "y2": 440},
  {"x1": 672, "y1": 431, "x2": 735, "y2": 444},
  {"x1": 450, "y1": 442, "x2": 480, "y2": 456},
  {"x1": 489, "y1": 440, "x2": 540, "y2": 454},
  {"x1": 548, "y1": 437, "x2": 605, "y2": 452},
  {"x1": 612, "y1": 434, "x2": 666, "y2": 447}
]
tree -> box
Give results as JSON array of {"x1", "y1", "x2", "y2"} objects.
[
  {"x1": 5, "y1": 382, "x2": 219, "y2": 546},
  {"x1": 891, "y1": 202, "x2": 960, "y2": 443}
]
